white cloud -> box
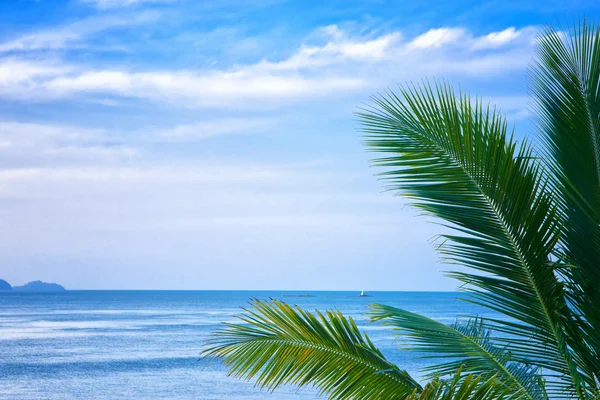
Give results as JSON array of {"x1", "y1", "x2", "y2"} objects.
[
  {"x1": 472, "y1": 27, "x2": 535, "y2": 50},
  {"x1": 80, "y1": 0, "x2": 175, "y2": 9},
  {"x1": 280, "y1": 26, "x2": 402, "y2": 67},
  {"x1": 252, "y1": 33, "x2": 402, "y2": 72},
  {"x1": 42, "y1": 70, "x2": 365, "y2": 107},
  {"x1": 0, "y1": 25, "x2": 538, "y2": 109},
  {"x1": 406, "y1": 28, "x2": 466, "y2": 50},
  {"x1": 0, "y1": 11, "x2": 160, "y2": 52}
]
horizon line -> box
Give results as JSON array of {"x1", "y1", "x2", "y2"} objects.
[{"x1": 1, "y1": 288, "x2": 460, "y2": 292}]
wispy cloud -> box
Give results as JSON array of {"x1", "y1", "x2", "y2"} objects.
[
  {"x1": 0, "y1": 59, "x2": 74, "y2": 99},
  {"x1": 155, "y1": 117, "x2": 278, "y2": 141},
  {"x1": 0, "y1": 11, "x2": 160, "y2": 52},
  {"x1": 0, "y1": 59, "x2": 71, "y2": 84},
  {"x1": 0, "y1": 115, "x2": 280, "y2": 170},
  {"x1": 0, "y1": 121, "x2": 137, "y2": 168},
  {"x1": 0, "y1": 24, "x2": 538, "y2": 109},
  {"x1": 0, "y1": 161, "x2": 415, "y2": 238}
]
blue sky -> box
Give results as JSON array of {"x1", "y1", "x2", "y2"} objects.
[{"x1": 0, "y1": 0, "x2": 599, "y2": 290}]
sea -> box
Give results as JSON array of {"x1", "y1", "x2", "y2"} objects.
[{"x1": 0, "y1": 291, "x2": 493, "y2": 399}]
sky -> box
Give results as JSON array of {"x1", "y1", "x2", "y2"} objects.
[{"x1": 0, "y1": 0, "x2": 599, "y2": 290}]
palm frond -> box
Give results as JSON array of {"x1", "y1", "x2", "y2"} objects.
[
  {"x1": 407, "y1": 368, "x2": 529, "y2": 400},
  {"x1": 531, "y1": 19, "x2": 600, "y2": 390},
  {"x1": 202, "y1": 299, "x2": 421, "y2": 399},
  {"x1": 370, "y1": 303, "x2": 545, "y2": 400},
  {"x1": 357, "y1": 81, "x2": 581, "y2": 396}
]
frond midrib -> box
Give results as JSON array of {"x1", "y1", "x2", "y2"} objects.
[
  {"x1": 373, "y1": 304, "x2": 537, "y2": 399},
  {"x1": 220, "y1": 335, "x2": 420, "y2": 390},
  {"x1": 439, "y1": 322, "x2": 535, "y2": 399},
  {"x1": 575, "y1": 32, "x2": 600, "y2": 186},
  {"x1": 465, "y1": 173, "x2": 576, "y2": 394},
  {"x1": 382, "y1": 112, "x2": 577, "y2": 392}
]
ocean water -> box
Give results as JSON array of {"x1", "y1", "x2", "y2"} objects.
[{"x1": 0, "y1": 291, "x2": 492, "y2": 399}]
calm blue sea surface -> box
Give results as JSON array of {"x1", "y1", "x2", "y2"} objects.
[{"x1": 0, "y1": 291, "x2": 493, "y2": 399}]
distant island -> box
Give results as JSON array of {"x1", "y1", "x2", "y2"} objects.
[
  {"x1": 0, "y1": 279, "x2": 66, "y2": 292},
  {"x1": 0, "y1": 279, "x2": 11, "y2": 291}
]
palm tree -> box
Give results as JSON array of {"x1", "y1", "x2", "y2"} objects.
[{"x1": 202, "y1": 20, "x2": 600, "y2": 400}]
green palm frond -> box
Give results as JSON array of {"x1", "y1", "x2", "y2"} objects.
[
  {"x1": 357, "y1": 81, "x2": 581, "y2": 395},
  {"x1": 531, "y1": 19, "x2": 600, "y2": 387},
  {"x1": 201, "y1": 299, "x2": 421, "y2": 399},
  {"x1": 207, "y1": 19, "x2": 600, "y2": 400},
  {"x1": 407, "y1": 368, "x2": 527, "y2": 400},
  {"x1": 369, "y1": 304, "x2": 545, "y2": 400}
]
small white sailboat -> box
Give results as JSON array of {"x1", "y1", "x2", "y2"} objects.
[{"x1": 359, "y1": 290, "x2": 365, "y2": 297}]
